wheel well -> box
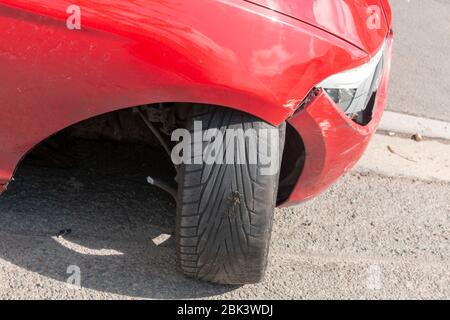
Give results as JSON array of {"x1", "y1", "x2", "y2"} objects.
[
  {"x1": 18, "y1": 103, "x2": 304, "y2": 204},
  {"x1": 277, "y1": 123, "x2": 306, "y2": 204}
]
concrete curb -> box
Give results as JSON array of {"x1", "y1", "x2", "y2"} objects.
[
  {"x1": 355, "y1": 134, "x2": 450, "y2": 183},
  {"x1": 379, "y1": 111, "x2": 450, "y2": 140}
]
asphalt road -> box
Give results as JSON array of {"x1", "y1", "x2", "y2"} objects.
[
  {"x1": 389, "y1": 0, "x2": 450, "y2": 121},
  {"x1": 0, "y1": 137, "x2": 448, "y2": 299}
]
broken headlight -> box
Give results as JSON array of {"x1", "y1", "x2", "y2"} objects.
[{"x1": 317, "y1": 42, "x2": 386, "y2": 119}]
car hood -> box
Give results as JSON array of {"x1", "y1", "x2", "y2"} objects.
[{"x1": 248, "y1": 0, "x2": 389, "y2": 54}]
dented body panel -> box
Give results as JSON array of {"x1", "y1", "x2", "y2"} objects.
[
  {"x1": 0, "y1": 0, "x2": 393, "y2": 205},
  {"x1": 283, "y1": 32, "x2": 393, "y2": 206}
]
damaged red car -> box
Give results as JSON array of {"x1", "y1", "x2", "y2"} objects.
[{"x1": 0, "y1": 0, "x2": 393, "y2": 284}]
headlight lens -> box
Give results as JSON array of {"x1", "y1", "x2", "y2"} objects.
[{"x1": 318, "y1": 42, "x2": 386, "y2": 117}]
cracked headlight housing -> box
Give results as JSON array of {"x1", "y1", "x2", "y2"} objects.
[{"x1": 318, "y1": 42, "x2": 386, "y2": 124}]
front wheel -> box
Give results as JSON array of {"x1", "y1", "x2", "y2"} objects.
[{"x1": 176, "y1": 105, "x2": 285, "y2": 284}]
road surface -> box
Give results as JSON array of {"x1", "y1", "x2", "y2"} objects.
[
  {"x1": 388, "y1": 0, "x2": 450, "y2": 121},
  {"x1": 0, "y1": 135, "x2": 448, "y2": 300}
]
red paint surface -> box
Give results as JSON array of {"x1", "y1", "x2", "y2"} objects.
[
  {"x1": 380, "y1": 0, "x2": 393, "y2": 27},
  {"x1": 0, "y1": 0, "x2": 393, "y2": 206},
  {"x1": 247, "y1": 0, "x2": 389, "y2": 54}
]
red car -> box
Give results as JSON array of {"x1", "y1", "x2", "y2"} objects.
[{"x1": 0, "y1": 0, "x2": 393, "y2": 284}]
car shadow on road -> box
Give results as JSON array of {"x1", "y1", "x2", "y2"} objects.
[{"x1": 0, "y1": 139, "x2": 236, "y2": 299}]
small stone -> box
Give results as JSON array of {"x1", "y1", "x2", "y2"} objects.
[{"x1": 411, "y1": 133, "x2": 423, "y2": 142}]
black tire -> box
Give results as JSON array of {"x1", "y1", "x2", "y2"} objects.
[{"x1": 176, "y1": 105, "x2": 285, "y2": 284}]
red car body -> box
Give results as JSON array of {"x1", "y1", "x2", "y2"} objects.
[{"x1": 0, "y1": 0, "x2": 393, "y2": 205}]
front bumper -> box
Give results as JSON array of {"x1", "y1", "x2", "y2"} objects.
[{"x1": 281, "y1": 32, "x2": 393, "y2": 207}]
